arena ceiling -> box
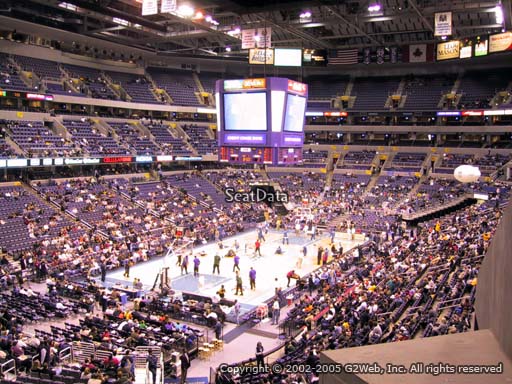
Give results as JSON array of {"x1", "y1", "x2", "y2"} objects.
[{"x1": 1, "y1": 0, "x2": 511, "y2": 57}]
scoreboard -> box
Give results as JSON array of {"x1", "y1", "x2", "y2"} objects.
[{"x1": 216, "y1": 77, "x2": 308, "y2": 165}]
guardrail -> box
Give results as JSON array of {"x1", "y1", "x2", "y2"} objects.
[
  {"x1": 58, "y1": 346, "x2": 72, "y2": 364},
  {"x1": 0, "y1": 359, "x2": 15, "y2": 377},
  {"x1": 401, "y1": 193, "x2": 476, "y2": 221}
]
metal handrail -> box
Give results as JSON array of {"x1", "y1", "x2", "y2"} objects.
[{"x1": 0, "y1": 359, "x2": 15, "y2": 377}]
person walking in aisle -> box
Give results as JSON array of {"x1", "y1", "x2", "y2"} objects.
[
  {"x1": 180, "y1": 349, "x2": 190, "y2": 384},
  {"x1": 256, "y1": 342, "x2": 264, "y2": 368},
  {"x1": 147, "y1": 349, "x2": 158, "y2": 384}
]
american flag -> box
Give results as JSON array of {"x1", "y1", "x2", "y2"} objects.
[{"x1": 328, "y1": 49, "x2": 359, "y2": 65}]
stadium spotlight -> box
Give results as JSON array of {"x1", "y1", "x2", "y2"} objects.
[
  {"x1": 368, "y1": 3, "x2": 382, "y2": 12},
  {"x1": 194, "y1": 11, "x2": 204, "y2": 20},
  {"x1": 177, "y1": 4, "x2": 195, "y2": 18},
  {"x1": 300, "y1": 11, "x2": 312, "y2": 18},
  {"x1": 227, "y1": 27, "x2": 241, "y2": 36},
  {"x1": 225, "y1": 46, "x2": 232, "y2": 52},
  {"x1": 205, "y1": 15, "x2": 212, "y2": 22},
  {"x1": 494, "y1": 5, "x2": 504, "y2": 25}
]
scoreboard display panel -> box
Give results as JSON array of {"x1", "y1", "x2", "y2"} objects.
[{"x1": 216, "y1": 77, "x2": 308, "y2": 165}]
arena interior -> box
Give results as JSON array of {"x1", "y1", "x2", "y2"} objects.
[{"x1": 0, "y1": 0, "x2": 511, "y2": 383}]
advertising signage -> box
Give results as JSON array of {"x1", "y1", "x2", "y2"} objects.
[
  {"x1": 436, "y1": 40, "x2": 460, "y2": 61},
  {"x1": 303, "y1": 49, "x2": 327, "y2": 66},
  {"x1": 489, "y1": 31, "x2": 512, "y2": 53},
  {"x1": 475, "y1": 38, "x2": 488, "y2": 57},
  {"x1": 248, "y1": 48, "x2": 274, "y2": 65},
  {"x1": 223, "y1": 78, "x2": 266, "y2": 91},
  {"x1": 102, "y1": 156, "x2": 134, "y2": 164}
]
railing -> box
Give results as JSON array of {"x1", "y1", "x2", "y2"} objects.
[
  {"x1": 401, "y1": 192, "x2": 475, "y2": 221},
  {"x1": 71, "y1": 341, "x2": 95, "y2": 364},
  {"x1": 0, "y1": 359, "x2": 15, "y2": 377},
  {"x1": 58, "y1": 346, "x2": 72, "y2": 364}
]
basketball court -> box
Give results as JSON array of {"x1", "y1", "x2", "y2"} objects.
[{"x1": 101, "y1": 229, "x2": 363, "y2": 317}]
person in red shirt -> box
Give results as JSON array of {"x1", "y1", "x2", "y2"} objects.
[
  {"x1": 287, "y1": 270, "x2": 299, "y2": 287},
  {"x1": 255, "y1": 240, "x2": 262, "y2": 257}
]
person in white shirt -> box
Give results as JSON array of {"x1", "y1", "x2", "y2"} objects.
[{"x1": 271, "y1": 300, "x2": 280, "y2": 325}]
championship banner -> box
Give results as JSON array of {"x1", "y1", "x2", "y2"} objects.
[
  {"x1": 248, "y1": 48, "x2": 274, "y2": 65},
  {"x1": 390, "y1": 46, "x2": 398, "y2": 63},
  {"x1": 241, "y1": 29, "x2": 255, "y2": 49},
  {"x1": 142, "y1": 0, "x2": 158, "y2": 16},
  {"x1": 161, "y1": 0, "x2": 176, "y2": 13},
  {"x1": 363, "y1": 48, "x2": 371, "y2": 64},
  {"x1": 489, "y1": 32, "x2": 512, "y2": 53},
  {"x1": 376, "y1": 47, "x2": 385, "y2": 64},
  {"x1": 242, "y1": 28, "x2": 272, "y2": 49},
  {"x1": 436, "y1": 40, "x2": 460, "y2": 61},
  {"x1": 256, "y1": 28, "x2": 271, "y2": 49},
  {"x1": 435, "y1": 11, "x2": 452, "y2": 36}
]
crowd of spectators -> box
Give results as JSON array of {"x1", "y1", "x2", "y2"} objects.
[{"x1": 218, "y1": 184, "x2": 509, "y2": 383}]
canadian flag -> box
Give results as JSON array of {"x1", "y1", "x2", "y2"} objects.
[{"x1": 409, "y1": 44, "x2": 427, "y2": 62}]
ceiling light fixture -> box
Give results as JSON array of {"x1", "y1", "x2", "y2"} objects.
[
  {"x1": 177, "y1": 4, "x2": 194, "y2": 18},
  {"x1": 368, "y1": 3, "x2": 382, "y2": 12},
  {"x1": 494, "y1": 5, "x2": 504, "y2": 25}
]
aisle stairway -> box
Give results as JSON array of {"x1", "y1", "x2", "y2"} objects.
[{"x1": 133, "y1": 347, "x2": 164, "y2": 384}]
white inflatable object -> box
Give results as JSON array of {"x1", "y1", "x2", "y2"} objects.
[{"x1": 454, "y1": 164, "x2": 481, "y2": 183}]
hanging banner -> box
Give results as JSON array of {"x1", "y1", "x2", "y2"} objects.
[
  {"x1": 242, "y1": 28, "x2": 272, "y2": 49},
  {"x1": 161, "y1": 0, "x2": 176, "y2": 13},
  {"x1": 142, "y1": 0, "x2": 158, "y2": 16},
  {"x1": 376, "y1": 47, "x2": 385, "y2": 64},
  {"x1": 409, "y1": 44, "x2": 427, "y2": 62},
  {"x1": 256, "y1": 27, "x2": 271, "y2": 48},
  {"x1": 241, "y1": 29, "x2": 255, "y2": 49},
  {"x1": 434, "y1": 12, "x2": 452, "y2": 36},
  {"x1": 363, "y1": 48, "x2": 371, "y2": 64},
  {"x1": 390, "y1": 46, "x2": 398, "y2": 63}
]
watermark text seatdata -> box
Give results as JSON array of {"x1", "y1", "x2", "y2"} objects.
[{"x1": 224, "y1": 187, "x2": 289, "y2": 204}]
